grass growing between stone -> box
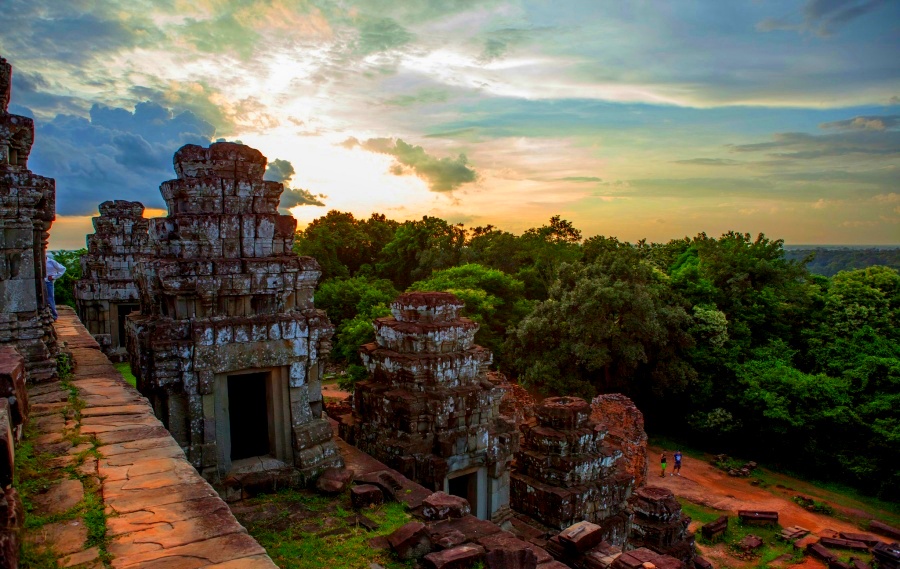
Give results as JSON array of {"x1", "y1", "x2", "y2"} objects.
[
  {"x1": 237, "y1": 488, "x2": 415, "y2": 569},
  {"x1": 680, "y1": 498, "x2": 804, "y2": 569},
  {"x1": 113, "y1": 362, "x2": 136, "y2": 387},
  {"x1": 16, "y1": 366, "x2": 112, "y2": 568}
]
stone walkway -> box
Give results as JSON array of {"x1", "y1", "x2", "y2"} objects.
[{"x1": 23, "y1": 306, "x2": 278, "y2": 568}]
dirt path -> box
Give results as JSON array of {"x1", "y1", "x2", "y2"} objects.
[{"x1": 648, "y1": 445, "x2": 896, "y2": 538}]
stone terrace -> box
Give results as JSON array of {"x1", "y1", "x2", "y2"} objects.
[{"x1": 23, "y1": 306, "x2": 276, "y2": 568}]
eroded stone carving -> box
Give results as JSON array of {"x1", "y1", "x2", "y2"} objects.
[
  {"x1": 0, "y1": 56, "x2": 57, "y2": 382},
  {"x1": 627, "y1": 486, "x2": 695, "y2": 563},
  {"x1": 340, "y1": 292, "x2": 518, "y2": 521},
  {"x1": 127, "y1": 142, "x2": 342, "y2": 490},
  {"x1": 75, "y1": 200, "x2": 151, "y2": 361}
]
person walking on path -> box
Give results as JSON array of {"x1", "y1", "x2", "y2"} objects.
[
  {"x1": 660, "y1": 452, "x2": 667, "y2": 478},
  {"x1": 673, "y1": 450, "x2": 682, "y2": 476},
  {"x1": 45, "y1": 254, "x2": 66, "y2": 321}
]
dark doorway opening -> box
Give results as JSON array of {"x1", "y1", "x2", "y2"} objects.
[
  {"x1": 448, "y1": 471, "x2": 478, "y2": 514},
  {"x1": 116, "y1": 303, "x2": 139, "y2": 348},
  {"x1": 228, "y1": 372, "x2": 270, "y2": 460}
]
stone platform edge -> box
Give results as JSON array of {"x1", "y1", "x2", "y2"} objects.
[{"x1": 53, "y1": 305, "x2": 278, "y2": 569}]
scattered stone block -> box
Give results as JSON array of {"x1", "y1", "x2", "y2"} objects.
[
  {"x1": 610, "y1": 547, "x2": 686, "y2": 569},
  {"x1": 870, "y1": 520, "x2": 900, "y2": 541},
  {"x1": 819, "y1": 536, "x2": 869, "y2": 551},
  {"x1": 351, "y1": 484, "x2": 384, "y2": 509},
  {"x1": 693, "y1": 556, "x2": 713, "y2": 569},
  {"x1": 807, "y1": 542, "x2": 838, "y2": 563},
  {"x1": 872, "y1": 542, "x2": 900, "y2": 569},
  {"x1": 388, "y1": 521, "x2": 432, "y2": 560},
  {"x1": 737, "y1": 510, "x2": 778, "y2": 525},
  {"x1": 838, "y1": 532, "x2": 879, "y2": 547},
  {"x1": 848, "y1": 556, "x2": 872, "y2": 569},
  {"x1": 316, "y1": 467, "x2": 354, "y2": 494},
  {"x1": 701, "y1": 516, "x2": 728, "y2": 540},
  {"x1": 780, "y1": 525, "x2": 809, "y2": 541},
  {"x1": 424, "y1": 492, "x2": 473, "y2": 521},
  {"x1": 558, "y1": 521, "x2": 605, "y2": 553},
  {"x1": 423, "y1": 543, "x2": 485, "y2": 569},
  {"x1": 738, "y1": 534, "x2": 763, "y2": 551},
  {"x1": 485, "y1": 545, "x2": 538, "y2": 569}
]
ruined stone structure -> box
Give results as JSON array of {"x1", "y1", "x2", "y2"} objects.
[
  {"x1": 340, "y1": 292, "x2": 518, "y2": 521},
  {"x1": 75, "y1": 200, "x2": 150, "y2": 361},
  {"x1": 628, "y1": 486, "x2": 694, "y2": 563},
  {"x1": 127, "y1": 142, "x2": 342, "y2": 489},
  {"x1": 592, "y1": 393, "x2": 649, "y2": 489},
  {"x1": 0, "y1": 56, "x2": 57, "y2": 383},
  {"x1": 511, "y1": 396, "x2": 634, "y2": 545}
]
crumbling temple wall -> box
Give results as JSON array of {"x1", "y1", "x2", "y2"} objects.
[
  {"x1": 627, "y1": 486, "x2": 694, "y2": 563},
  {"x1": 591, "y1": 393, "x2": 649, "y2": 489},
  {"x1": 127, "y1": 142, "x2": 342, "y2": 490},
  {"x1": 0, "y1": 56, "x2": 57, "y2": 383},
  {"x1": 510, "y1": 396, "x2": 634, "y2": 545},
  {"x1": 339, "y1": 292, "x2": 518, "y2": 521},
  {"x1": 75, "y1": 200, "x2": 150, "y2": 361}
]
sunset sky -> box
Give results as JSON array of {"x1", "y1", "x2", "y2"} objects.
[{"x1": 2, "y1": 0, "x2": 898, "y2": 249}]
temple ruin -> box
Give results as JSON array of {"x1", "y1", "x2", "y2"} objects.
[
  {"x1": 510, "y1": 396, "x2": 634, "y2": 544},
  {"x1": 127, "y1": 142, "x2": 342, "y2": 493},
  {"x1": 628, "y1": 486, "x2": 695, "y2": 563},
  {"x1": 75, "y1": 200, "x2": 150, "y2": 361},
  {"x1": 0, "y1": 56, "x2": 57, "y2": 383},
  {"x1": 339, "y1": 291, "x2": 518, "y2": 521}
]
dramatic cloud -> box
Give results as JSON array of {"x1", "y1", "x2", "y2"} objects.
[
  {"x1": 343, "y1": 137, "x2": 477, "y2": 192},
  {"x1": 729, "y1": 130, "x2": 900, "y2": 159},
  {"x1": 675, "y1": 158, "x2": 743, "y2": 166},
  {"x1": 279, "y1": 188, "x2": 326, "y2": 214},
  {"x1": 28, "y1": 102, "x2": 215, "y2": 215},
  {"x1": 757, "y1": 0, "x2": 888, "y2": 36},
  {"x1": 265, "y1": 158, "x2": 296, "y2": 183},
  {"x1": 820, "y1": 115, "x2": 900, "y2": 131}
]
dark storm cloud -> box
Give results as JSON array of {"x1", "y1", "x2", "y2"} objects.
[
  {"x1": 343, "y1": 137, "x2": 477, "y2": 192},
  {"x1": 265, "y1": 158, "x2": 296, "y2": 183},
  {"x1": 279, "y1": 188, "x2": 326, "y2": 214},
  {"x1": 27, "y1": 102, "x2": 215, "y2": 215}
]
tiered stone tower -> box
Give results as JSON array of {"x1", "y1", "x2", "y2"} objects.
[
  {"x1": 75, "y1": 200, "x2": 151, "y2": 361},
  {"x1": 0, "y1": 56, "x2": 57, "y2": 382},
  {"x1": 511, "y1": 396, "x2": 634, "y2": 544},
  {"x1": 127, "y1": 142, "x2": 342, "y2": 488},
  {"x1": 340, "y1": 292, "x2": 518, "y2": 521}
]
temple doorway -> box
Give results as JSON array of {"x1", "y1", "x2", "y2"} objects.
[
  {"x1": 227, "y1": 372, "x2": 270, "y2": 461},
  {"x1": 445, "y1": 466, "x2": 488, "y2": 519}
]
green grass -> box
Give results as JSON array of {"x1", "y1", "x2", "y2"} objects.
[
  {"x1": 114, "y1": 362, "x2": 137, "y2": 387},
  {"x1": 681, "y1": 498, "x2": 803, "y2": 569},
  {"x1": 243, "y1": 490, "x2": 414, "y2": 569}
]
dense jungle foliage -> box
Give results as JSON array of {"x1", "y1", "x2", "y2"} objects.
[{"x1": 52, "y1": 212, "x2": 900, "y2": 500}]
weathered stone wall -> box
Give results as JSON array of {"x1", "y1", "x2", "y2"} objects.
[
  {"x1": 591, "y1": 393, "x2": 649, "y2": 489},
  {"x1": 510, "y1": 396, "x2": 634, "y2": 544},
  {"x1": 0, "y1": 55, "x2": 57, "y2": 383},
  {"x1": 127, "y1": 142, "x2": 341, "y2": 489},
  {"x1": 75, "y1": 200, "x2": 150, "y2": 360},
  {"x1": 340, "y1": 292, "x2": 518, "y2": 521}
]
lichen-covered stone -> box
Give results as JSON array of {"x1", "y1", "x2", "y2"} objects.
[
  {"x1": 340, "y1": 292, "x2": 517, "y2": 521},
  {"x1": 75, "y1": 200, "x2": 151, "y2": 361},
  {"x1": 127, "y1": 142, "x2": 341, "y2": 486},
  {"x1": 0, "y1": 56, "x2": 58, "y2": 383},
  {"x1": 510, "y1": 396, "x2": 634, "y2": 544}
]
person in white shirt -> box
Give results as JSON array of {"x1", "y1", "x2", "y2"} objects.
[{"x1": 45, "y1": 255, "x2": 66, "y2": 321}]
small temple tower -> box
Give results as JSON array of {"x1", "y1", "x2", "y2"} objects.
[
  {"x1": 511, "y1": 396, "x2": 634, "y2": 545},
  {"x1": 340, "y1": 292, "x2": 518, "y2": 521},
  {"x1": 0, "y1": 56, "x2": 57, "y2": 382},
  {"x1": 127, "y1": 142, "x2": 342, "y2": 488},
  {"x1": 75, "y1": 200, "x2": 150, "y2": 361}
]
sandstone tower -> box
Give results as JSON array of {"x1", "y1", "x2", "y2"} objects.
[
  {"x1": 127, "y1": 142, "x2": 342, "y2": 489},
  {"x1": 340, "y1": 291, "x2": 518, "y2": 521},
  {"x1": 75, "y1": 200, "x2": 151, "y2": 361},
  {"x1": 0, "y1": 56, "x2": 57, "y2": 382}
]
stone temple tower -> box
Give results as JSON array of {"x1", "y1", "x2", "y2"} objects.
[
  {"x1": 340, "y1": 291, "x2": 518, "y2": 521},
  {"x1": 127, "y1": 142, "x2": 342, "y2": 490},
  {"x1": 75, "y1": 200, "x2": 151, "y2": 361},
  {"x1": 0, "y1": 56, "x2": 57, "y2": 382}
]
